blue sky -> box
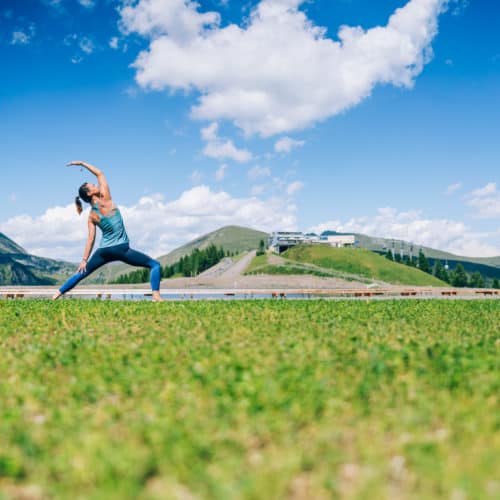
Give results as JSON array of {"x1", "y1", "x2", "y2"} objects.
[{"x1": 0, "y1": 0, "x2": 499, "y2": 261}]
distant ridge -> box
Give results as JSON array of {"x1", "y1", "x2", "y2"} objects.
[
  {"x1": 0, "y1": 232, "x2": 27, "y2": 254},
  {"x1": 354, "y1": 233, "x2": 500, "y2": 268},
  {"x1": 0, "y1": 233, "x2": 75, "y2": 286}
]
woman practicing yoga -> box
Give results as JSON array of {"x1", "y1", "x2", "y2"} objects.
[{"x1": 53, "y1": 160, "x2": 162, "y2": 301}]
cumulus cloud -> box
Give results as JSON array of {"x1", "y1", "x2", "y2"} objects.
[
  {"x1": 200, "y1": 122, "x2": 252, "y2": 162},
  {"x1": 0, "y1": 187, "x2": 297, "y2": 261},
  {"x1": 444, "y1": 181, "x2": 462, "y2": 195},
  {"x1": 274, "y1": 136, "x2": 305, "y2": 154},
  {"x1": 190, "y1": 169, "x2": 203, "y2": 183},
  {"x1": 465, "y1": 182, "x2": 500, "y2": 218},
  {"x1": 79, "y1": 36, "x2": 95, "y2": 54},
  {"x1": 286, "y1": 180, "x2": 304, "y2": 195},
  {"x1": 64, "y1": 33, "x2": 96, "y2": 61},
  {"x1": 251, "y1": 185, "x2": 265, "y2": 196},
  {"x1": 121, "y1": 0, "x2": 448, "y2": 137},
  {"x1": 11, "y1": 23, "x2": 35, "y2": 45},
  {"x1": 78, "y1": 0, "x2": 96, "y2": 8},
  {"x1": 11, "y1": 31, "x2": 30, "y2": 45},
  {"x1": 109, "y1": 36, "x2": 119, "y2": 49},
  {"x1": 247, "y1": 165, "x2": 271, "y2": 180},
  {"x1": 215, "y1": 164, "x2": 228, "y2": 181},
  {"x1": 310, "y1": 207, "x2": 500, "y2": 257}
]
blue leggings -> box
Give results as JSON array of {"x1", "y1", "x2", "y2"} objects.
[{"x1": 59, "y1": 243, "x2": 161, "y2": 294}]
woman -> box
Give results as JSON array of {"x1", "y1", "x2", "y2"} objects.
[{"x1": 53, "y1": 160, "x2": 162, "y2": 301}]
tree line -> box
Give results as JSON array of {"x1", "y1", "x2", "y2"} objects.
[
  {"x1": 385, "y1": 249, "x2": 499, "y2": 288},
  {"x1": 112, "y1": 244, "x2": 231, "y2": 284}
]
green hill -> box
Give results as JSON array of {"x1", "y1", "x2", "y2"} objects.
[
  {"x1": 107, "y1": 225, "x2": 269, "y2": 281},
  {"x1": 0, "y1": 233, "x2": 75, "y2": 286},
  {"x1": 277, "y1": 245, "x2": 446, "y2": 286},
  {"x1": 158, "y1": 225, "x2": 268, "y2": 267}
]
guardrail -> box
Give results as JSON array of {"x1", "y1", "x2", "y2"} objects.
[{"x1": 1, "y1": 287, "x2": 499, "y2": 300}]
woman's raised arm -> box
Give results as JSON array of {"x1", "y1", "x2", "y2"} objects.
[{"x1": 67, "y1": 160, "x2": 111, "y2": 200}]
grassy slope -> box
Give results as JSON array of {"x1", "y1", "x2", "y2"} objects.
[
  {"x1": 280, "y1": 246, "x2": 447, "y2": 286},
  {"x1": 0, "y1": 300, "x2": 498, "y2": 499},
  {"x1": 105, "y1": 226, "x2": 269, "y2": 281}
]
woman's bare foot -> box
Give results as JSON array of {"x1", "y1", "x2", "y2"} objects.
[
  {"x1": 152, "y1": 291, "x2": 163, "y2": 302},
  {"x1": 52, "y1": 291, "x2": 62, "y2": 300}
]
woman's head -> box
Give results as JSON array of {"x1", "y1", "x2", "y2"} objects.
[{"x1": 75, "y1": 182, "x2": 99, "y2": 215}]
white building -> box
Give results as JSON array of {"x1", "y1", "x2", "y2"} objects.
[
  {"x1": 268, "y1": 231, "x2": 356, "y2": 253},
  {"x1": 320, "y1": 234, "x2": 356, "y2": 247}
]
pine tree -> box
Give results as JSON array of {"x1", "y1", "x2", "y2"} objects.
[
  {"x1": 469, "y1": 272, "x2": 485, "y2": 289},
  {"x1": 257, "y1": 239, "x2": 266, "y2": 256},
  {"x1": 451, "y1": 263, "x2": 468, "y2": 287},
  {"x1": 493, "y1": 278, "x2": 500, "y2": 289},
  {"x1": 418, "y1": 250, "x2": 431, "y2": 274},
  {"x1": 385, "y1": 250, "x2": 393, "y2": 261},
  {"x1": 433, "y1": 260, "x2": 450, "y2": 283}
]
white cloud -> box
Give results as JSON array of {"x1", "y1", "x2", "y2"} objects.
[
  {"x1": 11, "y1": 24, "x2": 35, "y2": 45},
  {"x1": 465, "y1": 183, "x2": 500, "y2": 219},
  {"x1": 251, "y1": 184, "x2": 265, "y2": 196},
  {"x1": 42, "y1": 0, "x2": 63, "y2": 9},
  {"x1": 451, "y1": 0, "x2": 469, "y2": 16},
  {"x1": 215, "y1": 164, "x2": 227, "y2": 181},
  {"x1": 78, "y1": 0, "x2": 96, "y2": 8},
  {"x1": 286, "y1": 180, "x2": 304, "y2": 195},
  {"x1": 79, "y1": 36, "x2": 95, "y2": 54},
  {"x1": 109, "y1": 36, "x2": 120, "y2": 49},
  {"x1": 190, "y1": 169, "x2": 203, "y2": 183},
  {"x1": 274, "y1": 136, "x2": 305, "y2": 154},
  {"x1": 11, "y1": 31, "x2": 30, "y2": 45},
  {"x1": 201, "y1": 122, "x2": 252, "y2": 162},
  {"x1": 444, "y1": 181, "x2": 462, "y2": 195},
  {"x1": 469, "y1": 182, "x2": 496, "y2": 198},
  {"x1": 64, "y1": 33, "x2": 96, "y2": 61},
  {"x1": 247, "y1": 165, "x2": 271, "y2": 180},
  {"x1": 121, "y1": 0, "x2": 447, "y2": 137},
  {"x1": 310, "y1": 207, "x2": 500, "y2": 257},
  {"x1": 0, "y1": 187, "x2": 297, "y2": 261}
]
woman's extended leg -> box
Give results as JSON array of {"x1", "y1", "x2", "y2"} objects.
[
  {"x1": 55, "y1": 249, "x2": 109, "y2": 297},
  {"x1": 119, "y1": 246, "x2": 162, "y2": 299}
]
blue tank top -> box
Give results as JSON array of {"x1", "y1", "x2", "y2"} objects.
[{"x1": 92, "y1": 201, "x2": 129, "y2": 248}]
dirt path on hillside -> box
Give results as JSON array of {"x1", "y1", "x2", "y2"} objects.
[{"x1": 145, "y1": 250, "x2": 369, "y2": 289}]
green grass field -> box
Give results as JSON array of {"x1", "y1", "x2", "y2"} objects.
[{"x1": 1, "y1": 300, "x2": 499, "y2": 499}]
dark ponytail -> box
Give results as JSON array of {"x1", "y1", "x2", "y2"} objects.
[
  {"x1": 75, "y1": 196, "x2": 83, "y2": 215},
  {"x1": 75, "y1": 183, "x2": 91, "y2": 215}
]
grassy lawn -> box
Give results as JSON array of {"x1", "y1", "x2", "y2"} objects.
[{"x1": 0, "y1": 300, "x2": 498, "y2": 499}]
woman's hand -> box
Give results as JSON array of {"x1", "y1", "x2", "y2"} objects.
[
  {"x1": 67, "y1": 160, "x2": 88, "y2": 167},
  {"x1": 77, "y1": 259, "x2": 87, "y2": 274}
]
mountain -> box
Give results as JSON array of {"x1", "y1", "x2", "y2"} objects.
[
  {"x1": 106, "y1": 225, "x2": 269, "y2": 281},
  {"x1": 157, "y1": 225, "x2": 269, "y2": 267},
  {"x1": 0, "y1": 232, "x2": 27, "y2": 254},
  {"x1": 354, "y1": 233, "x2": 500, "y2": 267},
  {"x1": 0, "y1": 233, "x2": 76, "y2": 286}
]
